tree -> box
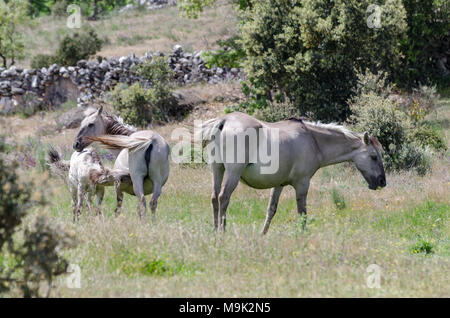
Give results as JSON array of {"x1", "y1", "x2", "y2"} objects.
[
  {"x1": 397, "y1": 0, "x2": 450, "y2": 86},
  {"x1": 0, "y1": 0, "x2": 29, "y2": 68},
  {"x1": 239, "y1": 0, "x2": 407, "y2": 122},
  {"x1": 178, "y1": 0, "x2": 251, "y2": 18}
]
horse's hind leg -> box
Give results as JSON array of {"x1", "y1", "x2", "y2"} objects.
[
  {"x1": 211, "y1": 163, "x2": 224, "y2": 230},
  {"x1": 262, "y1": 186, "x2": 283, "y2": 235},
  {"x1": 294, "y1": 179, "x2": 310, "y2": 230},
  {"x1": 95, "y1": 185, "x2": 105, "y2": 216},
  {"x1": 149, "y1": 183, "x2": 162, "y2": 223},
  {"x1": 114, "y1": 181, "x2": 124, "y2": 217},
  {"x1": 218, "y1": 165, "x2": 245, "y2": 231},
  {"x1": 131, "y1": 174, "x2": 147, "y2": 221}
]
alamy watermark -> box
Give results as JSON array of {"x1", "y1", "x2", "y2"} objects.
[
  {"x1": 67, "y1": 4, "x2": 82, "y2": 29},
  {"x1": 366, "y1": 264, "x2": 381, "y2": 289},
  {"x1": 170, "y1": 120, "x2": 280, "y2": 174},
  {"x1": 66, "y1": 263, "x2": 81, "y2": 289},
  {"x1": 367, "y1": 4, "x2": 382, "y2": 29}
]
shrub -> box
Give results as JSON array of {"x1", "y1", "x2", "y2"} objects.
[
  {"x1": 0, "y1": 137, "x2": 76, "y2": 297},
  {"x1": 134, "y1": 57, "x2": 179, "y2": 120},
  {"x1": 332, "y1": 187, "x2": 346, "y2": 210},
  {"x1": 349, "y1": 91, "x2": 432, "y2": 175},
  {"x1": 202, "y1": 36, "x2": 245, "y2": 69},
  {"x1": 239, "y1": 0, "x2": 407, "y2": 122},
  {"x1": 111, "y1": 83, "x2": 152, "y2": 127},
  {"x1": 30, "y1": 54, "x2": 59, "y2": 69},
  {"x1": 410, "y1": 125, "x2": 447, "y2": 152},
  {"x1": 56, "y1": 26, "x2": 103, "y2": 66},
  {"x1": 51, "y1": 0, "x2": 69, "y2": 18},
  {"x1": 396, "y1": 84, "x2": 441, "y2": 124}
]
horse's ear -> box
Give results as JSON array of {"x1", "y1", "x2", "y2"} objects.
[
  {"x1": 97, "y1": 105, "x2": 103, "y2": 115},
  {"x1": 363, "y1": 132, "x2": 370, "y2": 145}
]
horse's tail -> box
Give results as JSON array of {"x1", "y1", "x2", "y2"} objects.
[
  {"x1": 47, "y1": 147, "x2": 70, "y2": 183},
  {"x1": 86, "y1": 135, "x2": 152, "y2": 153},
  {"x1": 195, "y1": 117, "x2": 225, "y2": 147}
]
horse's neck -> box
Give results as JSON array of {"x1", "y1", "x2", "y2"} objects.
[{"x1": 309, "y1": 128, "x2": 359, "y2": 167}]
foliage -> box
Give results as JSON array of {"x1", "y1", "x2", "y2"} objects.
[
  {"x1": 56, "y1": 25, "x2": 103, "y2": 66},
  {"x1": 111, "y1": 82, "x2": 153, "y2": 127},
  {"x1": 15, "y1": 92, "x2": 45, "y2": 118},
  {"x1": 396, "y1": 0, "x2": 450, "y2": 86},
  {"x1": 410, "y1": 124, "x2": 446, "y2": 153},
  {"x1": 0, "y1": 137, "x2": 76, "y2": 297},
  {"x1": 27, "y1": 0, "x2": 52, "y2": 17},
  {"x1": 178, "y1": 0, "x2": 251, "y2": 18},
  {"x1": 239, "y1": 0, "x2": 407, "y2": 122},
  {"x1": 134, "y1": 57, "x2": 179, "y2": 120},
  {"x1": 30, "y1": 53, "x2": 58, "y2": 69},
  {"x1": 332, "y1": 187, "x2": 346, "y2": 210},
  {"x1": 0, "y1": 0, "x2": 29, "y2": 67},
  {"x1": 202, "y1": 36, "x2": 245, "y2": 69},
  {"x1": 51, "y1": 0, "x2": 69, "y2": 17},
  {"x1": 348, "y1": 71, "x2": 435, "y2": 175}
]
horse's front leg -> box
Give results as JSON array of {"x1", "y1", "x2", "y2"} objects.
[
  {"x1": 114, "y1": 180, "x2": 124, "y2": 217},
  {"x1": 294, "y1": 179, "x2": 310, "y2": 230},
  {"x1": 95, "y1": 185, "x2": 105, "y2": 217},
  {"x1": 262, "y1": 186, "x2": 283, "y2": 235}
]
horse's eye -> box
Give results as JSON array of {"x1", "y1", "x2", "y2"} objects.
[
  {"x1": 371, "y1": 155, "x2": 377, "y2": 161},
  {"x1": 88, "y1": 123, "x2": 94, "y2": 128}
]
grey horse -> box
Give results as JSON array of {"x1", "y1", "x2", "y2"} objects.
[
  {"x1": 73, "y1": 106, "x2": 170, "y2": 221},
  {"x1": 197, "y1": 112, "x2": 386, "y2": 234}
]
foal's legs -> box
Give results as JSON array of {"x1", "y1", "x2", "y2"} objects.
[
  {"x1": 294, "y1": 179, "x2": 310, "y2": 229},
  {"x1": 262, "y1": 186, "x2": 283, "y2": 235},
  {"x1": 211, "y1": 163, "x2": 224, "y2": 229},
  {"x1": 69, "y1": 183, "x2": 78, "y2": 222},
  {"x1": 218, "y1": 165, "x2": 246, "y2": 231},
  {"x1": 76, "y1": 183, "x2": 85, "y2": 222}
]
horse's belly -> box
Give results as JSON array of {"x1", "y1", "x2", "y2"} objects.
[
  {"x1": 240, "y1": 164, "x2": 288, "y2": 189},
  {"x1": 120, "y1": 177, "x2": 153, "y2": 196}
]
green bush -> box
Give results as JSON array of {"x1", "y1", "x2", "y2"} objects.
[
  {"x1": 349, "y1": 90, "x2": 433, "y2": 175},
  {"x1": 410, "y1": 125, "x2": 447, "y2": 152},
  {"x1": 56, "y1": 26, "x2": 103, "y2": 66},
  {"x1": 202, "y1": 36, "x2": 245, "y2": 69},
  {"x1": 0, "y1": 137, "x2": 76, "y2": 297},
  {"x1": 30, "y1": 54, "x2": 59, "y2": 69},
  {"x1": 111, "y1": 83, "x2": 153, "y2": 127},
  {"x1": 134, "y1": 57, "x2": 179, "y2": 120},
  {"x1": 51, "y1": 0, "x2": 69, "y2": 18},
  {"x1": 239, "y1": 0, "x2": 407, "y2": 122}
]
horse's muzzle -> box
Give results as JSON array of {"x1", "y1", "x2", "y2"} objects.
[
  {"x1": 377, "y1": 175, "x2": 386, "y2": 188},
  {"x1": 73, "y1": 140, "x2": 84, "y2": 151}
]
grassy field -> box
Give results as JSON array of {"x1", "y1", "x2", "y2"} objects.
[
  {"x1": 1, "y1": 92, "x2": 449, "y2": 297},
  {"x1": 3, "y1": 3, "x2": 449, "y2": 298}
]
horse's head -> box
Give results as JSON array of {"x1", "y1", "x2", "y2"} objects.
[
  {"x1": 73, "y1": 106, "x2": 106, "y2": 151},
  {"x1": 353, "y1": 132, "x2": 386, "y2": 190}
]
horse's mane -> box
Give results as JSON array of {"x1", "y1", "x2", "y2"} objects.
[
  {"x1": 304, "y1": 121, "x2": 362, "y2": 141},
  {"x1": 103, "y1": 112, "x2": 137, "y2": 136}
]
